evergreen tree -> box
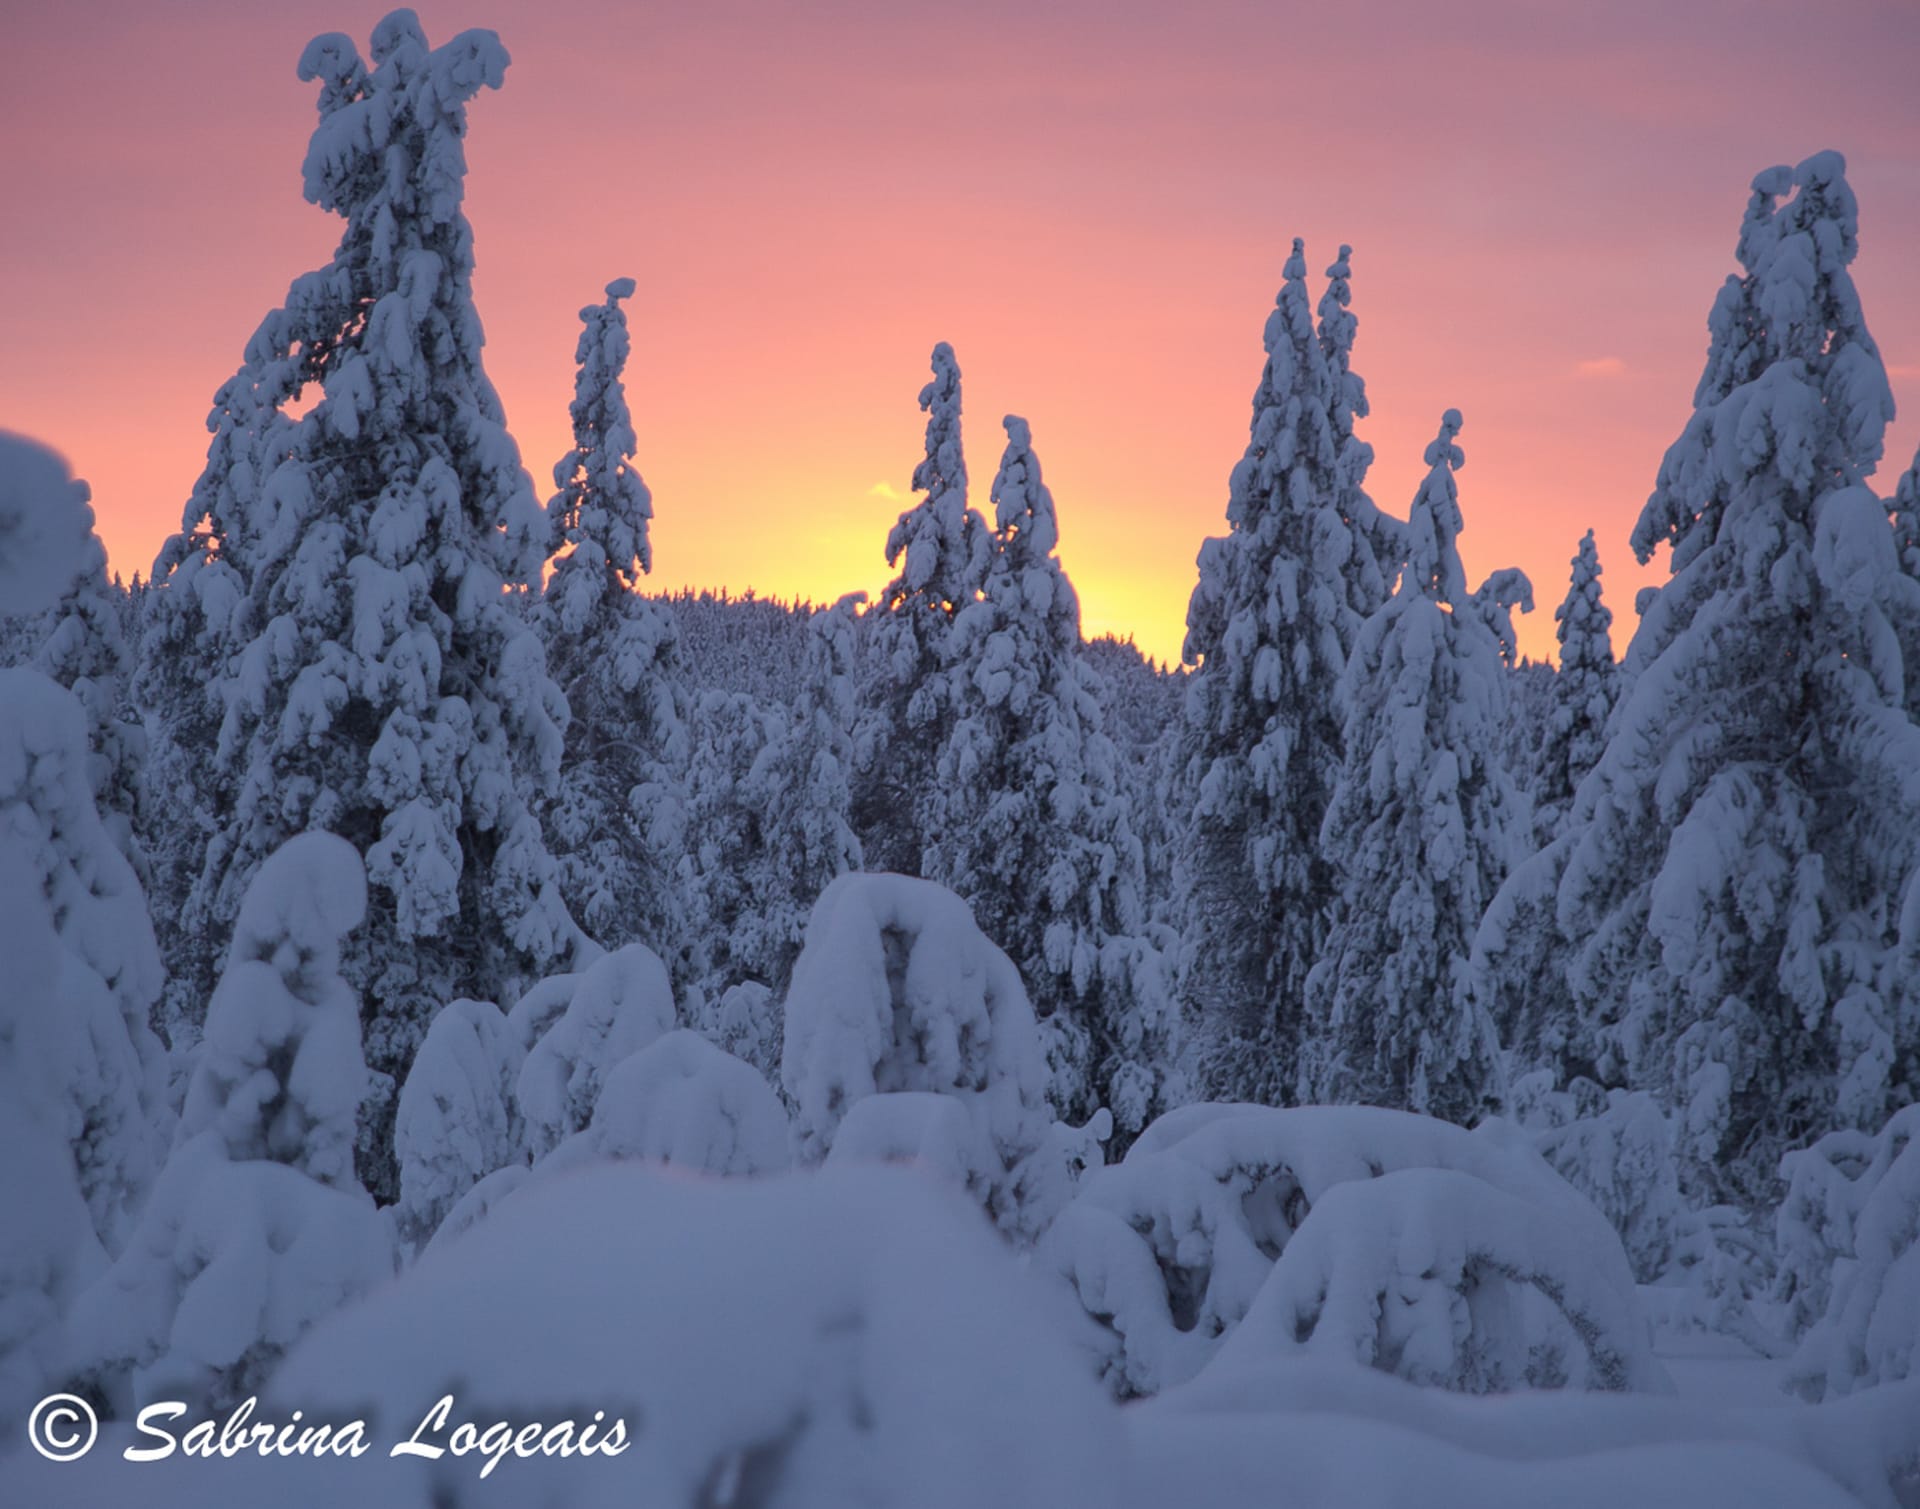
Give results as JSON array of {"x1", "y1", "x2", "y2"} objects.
[
  {"x1": 1889, "y1": 446, "x2": 1920, "y2": 722},
  {"x1": 159, "y1": 12, "x2": 577, "y2": 1198},
  {"x1": 67, "y1": 834, "x2": 392, "y2": 1412},
  {"x1": 539, "y1": 277, "x2": 687, "y2": 963},
  {"x1": 1175, "y1": 239, "x2": 1387, "y2": 1104},
  {"x1": 853, "y1": 343, "x2": 989, "y2": 876},
  {"x1": 1537, "y1": 152, "x2": 1918, "y2": 1204},
  {"x1": 1300, "y1": 412, "x2": 1524, "y2": 1123},
  {"x1": 1528, "y1": 529, "x2": 1617, "y2": 847},
  {"x1": 22, "y1": 501, "x2": 147, "y2": 882},
  {"x1": 134, "y1": 543, "x2": 244, "y2": 1051},
  {"x1": 1317, "y1": 244, "x2": 1400, "y2": 613},
  {"x1": 738, "y1": 594, "x2": 867, "y2": 988},
  {"x1": 930, "y1": 416, "x2": 1174, "y2": 1141}
]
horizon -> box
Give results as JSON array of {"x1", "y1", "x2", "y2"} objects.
[{"x1": 4, "y1": 0, "x2": 1917, "y2": 665}]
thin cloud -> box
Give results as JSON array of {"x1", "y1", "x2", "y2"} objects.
[
  {"x1": 1886, "y1": 363, "x2": 1920, "y2": 380},
  {"x1": 868, "y1": 480, "x2": 903, "y2": 500},
  {"x1": 1573, "y1": 357, "x2": 1628, "y2": 379}
]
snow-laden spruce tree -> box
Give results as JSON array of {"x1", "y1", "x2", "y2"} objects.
[
  {"x1": 1527, "y1": 530, "x2": 1617, "y2": 848},
  {"x1": 538, "y1": 277, "x2": 687, "y2": 962},
  {"x1": 1316, "y1": 244, "x2": 1401, "y2": 614},
  {"x1": 1175, "y1": 239, "x2": 1393, "y2": 1104},
  {"x1": 1298, "y1": 412, "x2": 1524, "y2": 1124},
  {"x1": 733, "y1": 593, "x2": 867, "y2": 990},
  {"x1": 136, "y1": 535, "x2": 246, "y2": 1051},
  {"x1": 25, "y1": 496, "x2": 147, "y2": 880},
  {"x1": 67, "y1": 834, "x2": 393, "y2": 1413},
  {"x1": 1890, "y1": 445, "x2": 1920, "y2": 721},
  {"x1": 929, "y1": 415, "x2": 1174, "y2": 1141},
  {"x1": 1539, "y1": 152, "x2": 1919, "y2": 1205},
  {"x1": 853, "y1": 343, "x2": 990, "y2": 876},
  {"x1": 0, "y1": 435, "x2": 168, "y2": 1410},
  {"x1": 159, "y1": 13, "x2": 579, "y2": 1198}
]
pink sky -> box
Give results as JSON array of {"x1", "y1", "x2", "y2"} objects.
[{"x1": 4, "y1": 0, "x2": 1917, "y2": 664}]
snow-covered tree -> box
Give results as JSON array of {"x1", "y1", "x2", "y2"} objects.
[
  {"x1": 0, "y1": 439, "x2": 168, "y2": 1409},
  {"x1": 1298, "y1": 412, "x2": 1524, "y2": 1124},
  {"x1": 539, "y1": 276, "x2": 687, "y2": 962},
  {"x1": 1780, "y1": 1103, "x2": 1920, "y2": 1399},
  {"x1": 692, "y1": 592, "x2": 866, "y2": 1004},
  {"x1": 1175, "y1": 240, "x2": 1394, "y2": 1105},
  {"x1": 1537, "y1": 152, "x2": 1919, "y2": 1205},
  {"x1": 853, "y1": 343, "x2": 989, "y2": 876},
  {"x1": 155, "y1": 13, "x2": 579, "y2": 1198},
  {"x1": 781, "y1": 873, "x2": 1052, "y2": 1235},
  {"x1": 1039, "y1": 1104, "x2": 1645, "y2": 1399},
  {"x1": 1316, "y1": 244, "x2": 1401, "y2": 613},
  {"x1": 1528, "y1": 530, "x2": 1616, "y2": 848},
  {"x1": 929, "y1": 415, "x2": 1175, "y2": 1142},
  {"x1": 0, "y1": 670, "x2": 171, "y2": 1249},
  {"x1": 23, "y1": 499, "x2": 147, "y2": 879},
  {"x1": 66, "y1": 834, "x2": 393, "y2": 1413},
  {"x1": 1889, "y1": 445, "x2": 1920, "y2": 721}
]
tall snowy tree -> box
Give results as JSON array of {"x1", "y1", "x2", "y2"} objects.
[
  {"x1": 1889, "y1": 445, "x2": 1920, "y2": 722},
  {"x1": 853, "y1": 342, "x2": 989, "y2": 876},
  {"x1": 1523, "y1": 152, "x2": 1919, "y2": 1205},
  {"x1": 155, "y1": 12, "x2": 577, "y2": 1199},
  {"x1": 1316, "y1": 243, "x2": 1400, "y2": 614},
  {"x1": 1527, "y1": 529, "x2": 1617, "y2": 848},
  {"x1": 538, "y1": 277, "x2": 687, "y2": 964},
  {"x1": 1299, "y1": 412, "x2": 1525, "y2": 1124},
  {"x1": 25, "y1": 504, "x2": 147, "y2": 882},
  {"x1": 929, "y1": 416, "x2": 1175, "y2": 1141},
  {"x1": 1175, "y1": 239, "x2": 1391, "y2": 1104}
]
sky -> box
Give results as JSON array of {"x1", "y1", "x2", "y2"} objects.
[{"x1": 3, "y1": 0, "x2": 1918, "y2": 665}]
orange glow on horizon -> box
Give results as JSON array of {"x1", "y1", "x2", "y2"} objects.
[{"x1": 5, "y1": 2, "x2": 1918, "y2": 669}]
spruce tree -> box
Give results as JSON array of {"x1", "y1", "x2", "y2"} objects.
[
  {"x1": 853, "y1": 342, "x2": 988, "y2": 876},
  {"x1": 1300, "y1": 412, "x2": 1524, "y2": 1123},
  {"x1": 25, "y1": 508, "x2": 147, "y2": 882},
  {"x1": 930, "y1": 416, "x2": 1173, "y2": 1140},
  {"x1": 1175, "y1": 239, "x2": 1387, "y2": 1104},
  {"x1": 539, "y1": 277, "x2": 687, "y2": 962},
  {"x1": 1528, "y1": 529, "x2": 1617, "y2": 848},
  {"x1": 1540, "y1": 153, "x2": 1918, "y2": 1203},
  {"x1": 159, "y1": 12, "x2": 577, "y2": 1197}
]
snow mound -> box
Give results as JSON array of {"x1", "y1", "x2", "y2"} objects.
[
  {"x1": 1133, "y1": 1355, "x2": 1918, "y2": 1509},
  {"x1": 542, "y1": 1028, "x2": 792, "y2": 1178},
  {"x1": 267, "y1": 1162, "x2": 1122, "y2": 1508}
]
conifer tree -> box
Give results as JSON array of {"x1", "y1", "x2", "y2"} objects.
[
  {"x1": 853, "y1": 342, "x2": 989, "y2": 875},
  {"x1": 25, "y1": 502, "x2": 148, "y2": 881},
  {"x1": 1300, "y1": 412, "x2": 1524, "y2": 1123},
  {"x1": 67, "y1": 834, "x2": 392, "y2": 1411},
  {"x1": 931, "y1": 416, "x2": 1174, "y2": 1139},
  {"x1": 1523, "y1": 153, "x2": 1919, "y2": 1203},
  {"x1": 539, "y1": 277, "x2": 687, "y2": 962},
  {"x1": 154, "y1": 12, "x2": 577, "y2": 1197},
  {"x1": 1528, "y1": 529, "x2": 1617, "y2": 847},
  {"x1": 1175, "y1": 240, "x2": 1388, "y2": 1104}
]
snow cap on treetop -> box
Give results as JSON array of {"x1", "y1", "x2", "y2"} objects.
[
  {"x1": 0, "y1": 431, "x2": 97, "y2": 618},
  {"x1": 1426, "y1": 409, "x2": 1466, "y2": 468},
  {"x1": 605, "y1": 276, "x2": 637, "y2": 301}
]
